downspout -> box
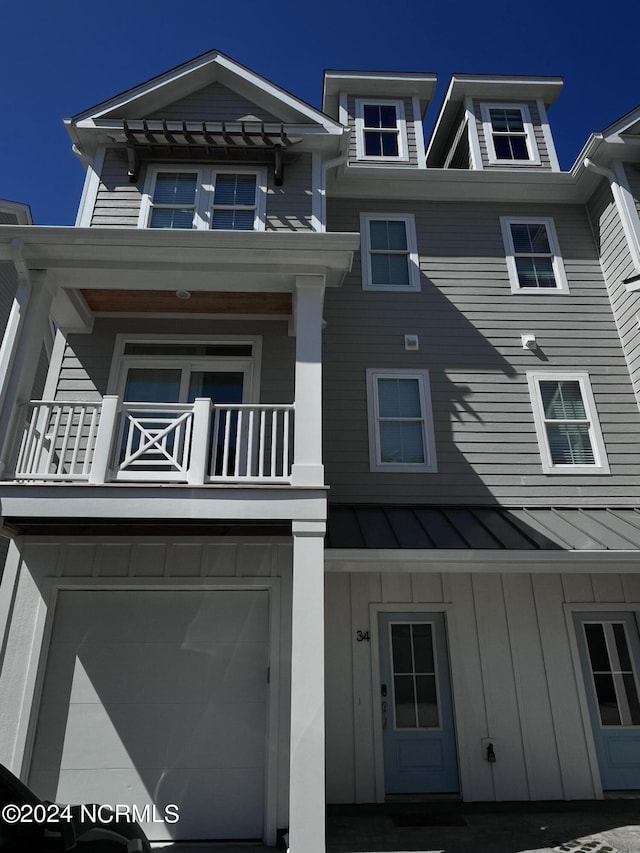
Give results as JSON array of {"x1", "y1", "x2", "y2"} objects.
[
  {"x1": 584, "y1": 157, "x2": 640, "y2": 280},
  {"x1": 318, "y1": 129, "x2": 351, "y2": 233}
]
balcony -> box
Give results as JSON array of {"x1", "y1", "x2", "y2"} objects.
[{"x1": 12, "y1": 398, "x2": 294, "y2": 485}]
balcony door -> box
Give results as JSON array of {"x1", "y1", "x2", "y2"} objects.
[{"x1": 110, "y1": 340, "x2": 259, "y2": 481}]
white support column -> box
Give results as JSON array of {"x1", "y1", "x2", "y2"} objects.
[
  {"x1": 187, "y1": 397, "x2": 211, "y2": 485},
  {"x1": 0, "y1": 539, "x2": 48, "y2": 774},
  {"x1": 289, "y1": 519, "x2": 326, "y2": 853},
  {"x1": 88, "y1": 395, "x2": 120, "y2": 484},
  {"x1": 0, "y1": 270, "x2": 57, "y2": 476},
  {"x1": 291, "y1": 275, "x2": 325, "y2": 487}
]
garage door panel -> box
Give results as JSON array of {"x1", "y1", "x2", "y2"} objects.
[
  {"x1": 32, "y1": 700, "x2": 267, "y2": 771},
  {"x1": 51, "y1": 591, "x2": 268, "y2": 645},
  {"x1": 41, "y1": 641, "x2": 268, "y2": 704},
  {"x1": 30, "y1": 590, "x2": 270, "y2": 840},
  {"x1": 44, "y1": 768, "x2": 264, "y2": 841}
]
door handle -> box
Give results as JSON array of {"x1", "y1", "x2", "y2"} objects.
[
  {"x1": 381, "y1": 683, "x2": 387, "y2": 697},
  {"x1": 382, "y1": 700, "x2": 387, "y2": 730}
]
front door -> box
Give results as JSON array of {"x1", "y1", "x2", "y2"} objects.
[
  {"x1": 379, "y1": 612, "x2": 459, "y2": 793},
  {"x1": 574, "y1": 612, "x2": 640, "y2": 790}
]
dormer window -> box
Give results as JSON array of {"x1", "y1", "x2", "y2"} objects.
[
  {"x1": 480, "y1": 103, "x2": 540, "y2": 166},
  {"x1": 355, "y1": 99, "x2": 408, "y2": 162},
  {"x1": 141, "y1": 166, "x2": 266, "y2": 230}
]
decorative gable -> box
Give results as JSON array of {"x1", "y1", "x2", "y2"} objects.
[{"x1": 144, "y1": 81, "x2": 280, "y2": 123}]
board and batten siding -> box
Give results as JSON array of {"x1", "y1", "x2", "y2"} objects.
[
  {"x1": 346, "y1": 95, "x2": 420, "y2": 166},
  {"x1": 91, "y1": 149, "x2": 313, "y2": 231},
  {"x1": 145, "y1": 81, "x2": 280, "y2": 123},
  {"x1": 324, "y1": 199, "x2": 640, "y2": 505},
  {"x1": 472, "y1": 100, "x2": 551, "y2": 169},
  {"x1": 325, "y1": 567, "x2": 640, "y2": 803},
  {"x1": 56, "y1": 317, "x2": 294, "y2": 404},
  {"x1": 587, "y1": 178, "x2": 640, "y2": 408}
]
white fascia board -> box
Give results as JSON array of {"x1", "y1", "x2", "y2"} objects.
[
  {"x1": 72, "y1": 50, "x2": 342, "y2": 134},
  {"x1": 325, "y1": 549, "x2": 640, "y2": 571},
  {"x1": 0, "y1": 226, "x2": 358, "y2": 290},
  {"x1": 329, "y1": 165, "x2": 582, "y2": 202},
  {"x1": 601, "y1": 103, "x2": 640, "y2": 140},
  {"x1": 323, "y1": 71, "x2": 437, "y2": 115},
  {"x1": 0, "y1": 485, "x2": 328, "y2": 523},
  {"x1": 448, "y1": 75, "x2": 563, "y2": 105}
]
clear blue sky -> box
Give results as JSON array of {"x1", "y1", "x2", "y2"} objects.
[{"x1": 2, "y1": 0, "x2": 638, "y2": 225}]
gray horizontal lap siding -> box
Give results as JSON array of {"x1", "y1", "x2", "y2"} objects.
[
  {"x1": 473, "y1": 100, "x2": 551, "y2": 169},
  {"x1": 145, "y1": 81, "x2": 280, "y2": 122},
  {"x1": 55, "y1": 318, "x2": 294, "y2": 404},
  {"x1": 586, "y1": 177, "x2": 640, "y2": 407},
  {"x1": 324, "y1": 198, "x2": 640, "y2": 505},
  {"x1": 91, "y1": 148, "x2": 313, "y2": 231},
  {"x1": 91, "y1": 149, "x2": 142, "y2": 228},
  {"x1": 346, "y1": 95, "x2": 419, "y2": 166}
]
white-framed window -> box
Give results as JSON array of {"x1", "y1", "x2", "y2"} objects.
[
  {"x1": 355, "y1": 99, "x2": 409, "y2": 161},
  {"x1": 480, "y1": 103, "x2": 540, "y2": 166},
  {"x1": 500, "y1": 216, "x2": 568, "y2": 293},
  {"x1": 527, "y1": 372, "x2": 609, "y2": 474},
  {"x1": 366, "y1": 369, "x2": 437, "y2": 473},
  {"x1": 139, "y1": 166, "x2": 267, "y2": 230},
  {"x1": 361, "y1": 213, "x2": 420, "y2": 291}
]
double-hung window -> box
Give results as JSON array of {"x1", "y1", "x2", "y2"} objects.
[
  {"x1": 528, "y1": 373, "x2": 609, "y2": 474},
  {"x1": 361, "y1": 214, "x2": 420, "y2": 291},
  {"x1": 355, "y1": 99, "x2": 408, "y2": 161},
  {"x1": 480, "y1": 103, "x2": 540, "y2": 165},
  {"x1": 500, "y1": 217, "x2": 568, "y2": 293},
  {"x1": 142, "y1": 166, "x2": 265, "y2": 230},
  {"x1": 367, "y1": 369, "x2": 437, "y2": 472}
]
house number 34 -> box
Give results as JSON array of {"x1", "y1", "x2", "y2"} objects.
[{"x1": 356, "y1": 630, "x2": 370, "y2": 642}]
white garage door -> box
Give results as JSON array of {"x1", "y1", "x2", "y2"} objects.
[{"x1": 29, "y1": 589, "x2": 269, "y2": 841}]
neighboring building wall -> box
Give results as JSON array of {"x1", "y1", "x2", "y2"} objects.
[
  {"x1": 56, "y1": 317, "x2": 295, "y2": 404},
  {"x1": 325, "y1": 199, "x2": 640, "y2": 504},
  {"x1": 346, "y1": 95, "x2": 420, "y2": 166},
  {"x1": 325, "y1": 567, "x2": 640, "y2": 804},
  {"x1": 90, "y1": 149, "x2": 313, "y2": 231},
  {"x1": 587, "y1": 177, "x2": 640, "y2": 407},
  {"x1": 624, "y1": 163, "x2": 640, "y2": 216},
  {"x1": 472, "y1": 99, "x2": 551, "y2": 169}
]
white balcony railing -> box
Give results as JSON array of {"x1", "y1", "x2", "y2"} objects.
[{"x1": 13, "y1": 398, "x2": 294, "y2": 485}]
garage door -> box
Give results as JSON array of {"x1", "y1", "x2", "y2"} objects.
[{"x1": 28, "y1": 589, "x2": 269, "y2": 841}]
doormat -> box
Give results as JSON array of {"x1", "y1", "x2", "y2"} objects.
[
  {"x1": 391, "y1": 813, "x2": 467, "y2": 827},
  {"x1": 553, "y1": 840, "x2": 620, "y2": 852}
]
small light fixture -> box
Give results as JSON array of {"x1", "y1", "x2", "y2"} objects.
[
  {"x1": 521, "y1": 333, "x2": 538, "y2": 351},
  {"x1": 176, "y1": 290, "x2": 191, "y2": 301},
  {"x1": 404, "y1": 334, "x2": 419, "y2": 351}
]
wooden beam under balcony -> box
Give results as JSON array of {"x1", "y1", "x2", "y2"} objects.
[{"x1": 79, "y1": 289, "x2": 292, "y2": 314}]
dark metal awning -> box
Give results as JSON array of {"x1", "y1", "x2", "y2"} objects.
[{"x1": 326, "y1": 505, "x2": 640, "y2": 551}]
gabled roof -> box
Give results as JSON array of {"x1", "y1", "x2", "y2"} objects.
[
  {"x1": 66, "y1": 49, "x2": 344, "y2": 157},
  {"x1": 601, "y1": 103, "x2": 640, "y2": 142},
  {"x1": 0, "y1": 198, "x2": 32, "y2": 225}
]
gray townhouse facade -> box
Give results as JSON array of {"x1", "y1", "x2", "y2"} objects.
[{"x1": 0, "y1": 51, "x2": 640, "y2": 851}]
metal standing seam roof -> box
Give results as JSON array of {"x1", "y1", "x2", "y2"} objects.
[{"x1": 326, "y1": 506, "x2": 640, "y2": 551}]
